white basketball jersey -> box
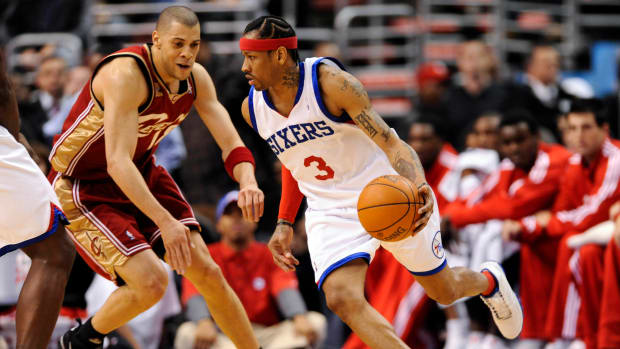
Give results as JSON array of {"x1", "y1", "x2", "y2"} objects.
[{"x1": 249, "y1": 57, "x2": 396, "y2": 210}]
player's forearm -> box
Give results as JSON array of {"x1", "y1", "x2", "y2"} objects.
[
  {"x1": 390, "y1": 140, "x2": 428, "y2": 186},
  {"x1": 107, "y1": 157, "x2": 174, "y2": 226},
  {"x1": 233, "y1": 162, "x2": 258, "y2": 188}
]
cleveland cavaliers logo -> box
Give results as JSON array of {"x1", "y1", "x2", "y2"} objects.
[{"x1": 138, "y1": 113, "x2": 188, "y2": 149}]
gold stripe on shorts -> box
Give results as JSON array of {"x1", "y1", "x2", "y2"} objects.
[{"x1": 53, "y1": 175, "x2": 128, "y2": 281}]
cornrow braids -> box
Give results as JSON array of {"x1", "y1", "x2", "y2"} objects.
[{"x1": 243, "y1": 15, "x2": 300, "y2": 62}]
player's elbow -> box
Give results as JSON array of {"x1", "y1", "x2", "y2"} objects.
[{"x1": 106, "y1": 154, "x2": 129, "y2": 177}]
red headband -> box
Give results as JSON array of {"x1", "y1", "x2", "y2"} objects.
[{"x1": 239, "y1": 37, "x2": 298, "y2": 51}]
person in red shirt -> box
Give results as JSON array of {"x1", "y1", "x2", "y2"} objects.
[
  {"x1": 443, "y1": 110, "x2": 571, "y2": 346},
  {"x1": 530, "y1": 99, "x2": 620, "y2": 348},
  {"x1": 176, "y1": 191, "x2": 325, "y2": 349}
]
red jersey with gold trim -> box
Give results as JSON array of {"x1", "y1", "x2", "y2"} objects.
[{"x1": 49, "y1": 44, "x2": 196, "y2": 180}]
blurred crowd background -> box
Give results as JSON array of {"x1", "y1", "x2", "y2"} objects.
[{"x1": 1, "y1": 0, "x2": 620, "y2": 349}]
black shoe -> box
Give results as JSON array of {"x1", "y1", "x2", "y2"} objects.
[{"x1": 58, "y1": 320, "x2": 103, "y2": 349}]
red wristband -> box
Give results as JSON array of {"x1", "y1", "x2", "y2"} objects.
[
  {"x1": 278, "y1": 165, "x2": 304, "y2": 222},
  {"x1": 224, "y1": 147, "x2": 255, "y2": 182}
]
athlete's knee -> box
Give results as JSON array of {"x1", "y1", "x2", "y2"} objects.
[
  {"x1": 324, "y1": 284, "x2": 365, "y2": 319},
  {"x1": 134, "y1": 263, "x2": 168, "y2": 305},
  {"x1": 187, "y1": 247, "x2": 225, "y2": 287}
]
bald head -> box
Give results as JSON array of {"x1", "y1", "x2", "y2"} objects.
[{"x1": 156, "y1": 6, "x2": 199, "y2": 32}]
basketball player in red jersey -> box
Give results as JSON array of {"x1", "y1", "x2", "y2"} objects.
[{"x1": 50, "y1": 7, "x2": 263, "y2": 348}]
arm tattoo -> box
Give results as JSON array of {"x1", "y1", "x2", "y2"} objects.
[
  {"x1": 350, "y1": 79, "x2": 368, "y2": 98},
  {"x1": 381, "y1": 129, "x2": 390, "y2": 142},
  {"x1": 340, "y1": 79, "x2": 349, "y2": 91},
  {"x1": 394, "y1": 147, "x2": 425, "y2": 183},
  {"x1": 282, "y1": 66, "x2": 299, "y2": 88},
  {"x1": 355, "y1": 110, "x2": 377, "y2": 138}
]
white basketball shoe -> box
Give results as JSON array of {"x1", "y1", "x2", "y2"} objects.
[{"x1": 479, "y1": 261, "x2": 523, "y2": 339}]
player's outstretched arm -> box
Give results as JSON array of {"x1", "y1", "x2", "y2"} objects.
[
  {"x1": 193, "y1": 64, "x2": 263, "y2": 222},
  {"x1": 96, "y1": 58, "x2": 192, "y2": 274},
  {"x1": 318, "y1": 64, "x2": 433, "y2": 232}
]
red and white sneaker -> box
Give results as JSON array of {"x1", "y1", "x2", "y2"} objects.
[{"x1": 479, "y1": 261, "x2": 523, "y2": 339}]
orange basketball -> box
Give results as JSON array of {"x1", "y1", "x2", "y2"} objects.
[{"x1": 357, "y1": 175, "x2": 424, "y2": 242}]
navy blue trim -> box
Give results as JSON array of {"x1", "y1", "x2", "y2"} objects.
[
  {"x1": 248, "y1": 86, "x2": 258, "y2": 133},
  {"x1": 0, "y1": 207, "x2": 67, "y2": 257},
  {"x1": 262, "y1": 62, "x2": 305, "y2": 115},
  {"x1": 294, "y1": 61, "x2": 305, "y2": 105},
  {"x1": 409, "y1": 259, "x2": 447, "y2": 276},
  {"x1": 311, "y1": 58, "x2": 352, "y2": 123},
  {"x1": 318, "y1": 252, "x2": 370, "y2": 289}
]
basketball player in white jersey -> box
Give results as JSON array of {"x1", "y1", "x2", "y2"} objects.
[
  {"x1": 239, "y1": 16, "x2": 523, "y2": 348},
  {"x1": 0, "y1": 56, "x2": 75, "y2": 347}
]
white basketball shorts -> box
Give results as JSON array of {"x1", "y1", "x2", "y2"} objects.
[
  {"x1": 305, "y1": 196, "x2": 446, "y2": 289},
  {"x1": 0, "y1": 126, "x2": 66, "y2": 256}
]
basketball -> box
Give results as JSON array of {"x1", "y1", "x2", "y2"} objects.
[{"x1": 357, "y1": 175, "x2": 424, "y2": 242}]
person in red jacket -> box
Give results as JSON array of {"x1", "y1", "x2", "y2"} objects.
[
  {"x1": 176, "y1": 191, "x2": 325, "y2": 349},
  {"x1": 523, "y1": 99, "x2": 620, "y2": 348},
  {"x1": 443, "y1": 110, "x2": 571, "y2": 347},
  {"x1": 598, "y1": 202, "x2": 620, "y2": 349}
]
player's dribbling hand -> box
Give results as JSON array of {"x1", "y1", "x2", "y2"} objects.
[
  {"x1": 413, "y1": 182, "x2": 434, "y2": 234},
  {"x1": 268, "y1": 223, "x2": 299, "y2": 271},
  {"x1": 161, "y1": 218, "x2": 192, "y2": 275},
  {"x1": 237, "y1": 183, "x2": 264, "y2": 222}
]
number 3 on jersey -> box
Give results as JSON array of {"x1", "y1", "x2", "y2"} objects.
[{"x1": 304, "y1": 155, "x2": 334, "y2": 180}]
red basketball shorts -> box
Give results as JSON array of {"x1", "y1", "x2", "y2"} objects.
[{"x1": 51, "y1": 164, "x2": 199, "y2": 282}]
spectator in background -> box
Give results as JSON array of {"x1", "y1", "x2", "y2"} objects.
[
  {"x1": 536, "y1": 99, "x2": 620, "y2": 349},
  {"x1": 176, "y1": 191, "x2": 326, "y2": 349},
  {"x1": 466, "y1": 112, "x2": 501, "y2": 151},
  {"x1": 444, "y1": 41, "x2": 508, "y2": 149},
  {"x1": 42, "y1": 64, "x2": 92, "y2": 142},
  {"x1": 511, "y1": 44, "x2": 592, "y2": 143},
  {"x1": 596, "y1": 202, "x2": 620, "y2": 349},
  {"x1": 407, "y1": 116, "x2": 457, "y2": 211},
  {"x1": 31, "y1": 55, "x2": 70, "y2": 145},
  {"x1": 413, "y1": 61, "x2": 450, "y2": 125},
  {"x1": 444, "y1": 111, "x2": 571, "y2": 348}
]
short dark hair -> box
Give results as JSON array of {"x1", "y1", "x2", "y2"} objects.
[
  {"x1": 568, "y1": 98, "x2": 607, "y2": 126},
  {"x1": 243, "y1": 15, "x2": 300, "y2": 62},
  {"x1": 411, "y1": 115, "x2": 448, "y2": 140},
  {"x1": 500, "y1": 109, "x2": 539, "y2": 134},
  {"x1": 156, "y1": 6, "x2": 199, "y2": 31}
]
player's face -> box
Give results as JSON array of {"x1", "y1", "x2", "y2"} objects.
[
  {"x1": 36, "y1": 57, "x2": 67, "y2": 98},
  {"x1": 471, "y1": 116, "x2": 500, "y2": 150},
  {"x1": 566, "y1": 112, "x2": 608, "y2": 160},
  {"x1": 407, "y1": 123, "x2": 442, "y2": 170},
  {"x1": 155, "y1": 21, "x2": 200, "y2": 81},
  {"x1": 499, "y1": 122, "x2": 538, "y2": 170},
  {"x1": 241, "y1": 48, "x2": 276, "y2": 91},
  {"x1": 217, "y1": 204, "x2": 257, "y2": 248}
]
